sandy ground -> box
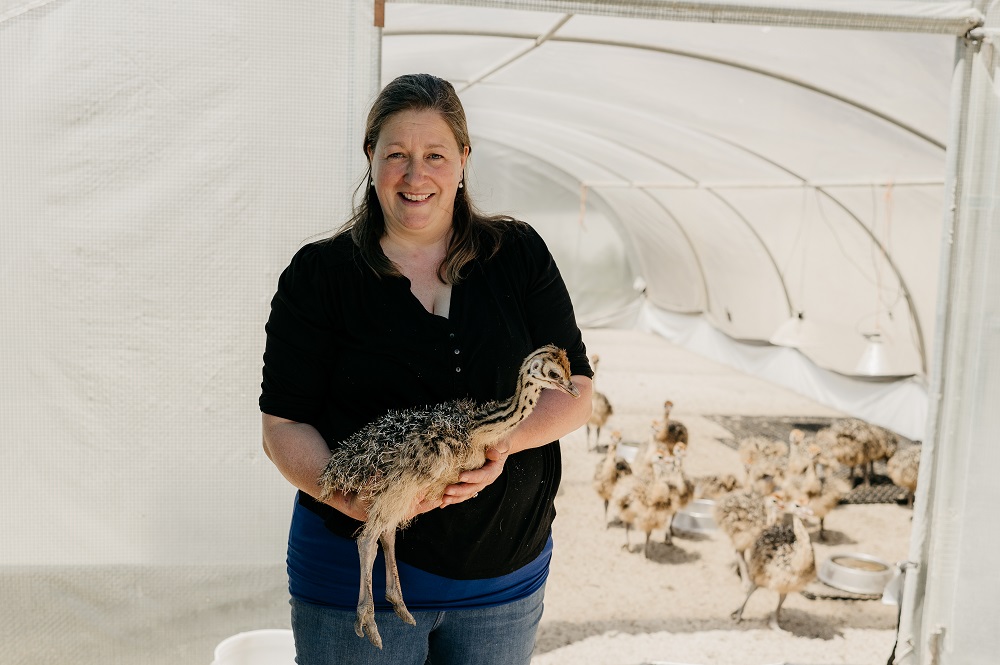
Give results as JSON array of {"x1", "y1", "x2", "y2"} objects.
[{"x1": 530, "y1": 328, "x2": 913, "y2": 665}]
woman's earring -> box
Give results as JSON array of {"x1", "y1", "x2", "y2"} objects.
[
  {"x1": 370, "y1": 179, "x2": 374, "y2": 187},
  {"x1": 458, "y1": 181, "x2": 464, "y2": 189}
]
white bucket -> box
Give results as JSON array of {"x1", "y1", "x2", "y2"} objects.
[{"x1": 211, "y1": 629, "x2": 295, "y2": 665}]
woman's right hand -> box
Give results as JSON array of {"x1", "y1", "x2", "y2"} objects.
[{"x1": 407, "y1": 494, "x2": 439, "y2": 520}]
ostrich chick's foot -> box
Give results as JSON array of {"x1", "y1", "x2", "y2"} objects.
[
  {"x1": 356, "y1": 533, "x2": 386, "y2": 649},
  {"x1": 390, "y1": 600, "x2": 415, "y2": 626},
  {"x1": 731, "y1": 584, "x2": 756, "y2": 622},
  {"x1": 768, "y1": 594, "x2": 789, "y2": 632},
  {"x1": 354, "y1": 605, "x2": 383, "y2": 650}
]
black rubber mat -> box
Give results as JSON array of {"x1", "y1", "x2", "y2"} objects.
[
  {"x1": 706, "y1": 414, "x2": 839, "y2": 450},
  {"x1": 705, "y1": 415, "x2": 915, "y2": 505}
]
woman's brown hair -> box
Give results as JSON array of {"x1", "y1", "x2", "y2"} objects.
[{"x1": 337, "y1": 73, "x2": 519, "y2": 283}]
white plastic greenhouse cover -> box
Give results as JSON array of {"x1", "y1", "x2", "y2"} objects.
[{"x1": 1, "y1": 1, "x2": 998, "y2": 664}]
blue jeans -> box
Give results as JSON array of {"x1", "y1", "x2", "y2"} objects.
[{"x1": 290, "y1": 584, "x2": 545, "y2": 665}]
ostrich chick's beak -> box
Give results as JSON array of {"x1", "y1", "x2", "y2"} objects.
[{"x1": 559, "y1": 380, "x2": 580, "y2": 398}]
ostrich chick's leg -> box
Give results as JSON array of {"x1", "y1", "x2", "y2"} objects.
[
  {"x1": 730, "y1": 583, "x2": 758, "y2": 622},
  {"x1": 735, "y1": 551, "x2": 752, "y2": 591},
  {"x1": 380, "y1": 529, "x2": 415, "y2": 626},
  {"x1": 355, "y1": 531, "x2": 383, "y2": 649},
  {"x1": 769, "y1": 593, "x2": 788, "y2": 631}
]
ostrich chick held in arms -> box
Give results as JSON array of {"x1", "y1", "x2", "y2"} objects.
[{"x1": 317, "y1": 345, "x2": 581, "y2": 649}]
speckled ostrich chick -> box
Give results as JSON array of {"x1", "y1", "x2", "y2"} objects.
[
  {"x1": 816, "y1": 418, "x2": 898, "y2": 485},
  {"x1": 715, "y1": 490, "x2": 778, "y2": 584},
  {"x1": 317, "y1": 345, "x2": 580, "y2": 649},
  {"x1": 593, "y1": 431, "x2": 632, "y2": 526},
  {"x1": 887, "y1": 445, "x2": 921, "y2": 507},
  {"x1": 651, "y1": 400, "x2": 688, "y2": 456},
  {"x1": 731, "y1": 500, "x2": 816, "y2": 630},
  {"x1": 738, "y1": 435, "x2": 788, "y2": 494},
  {"x1": 586, "y1": 354, "x2": 613, "y2": 451}
]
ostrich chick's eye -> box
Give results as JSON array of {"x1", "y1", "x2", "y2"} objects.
[{"x1": 547, "y1": 370, "x2": 559, "y2": 379}]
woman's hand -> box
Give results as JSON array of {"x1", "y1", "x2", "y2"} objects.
[
  {"x1": 407, "y1": 494, "x2": 442, "y2": 519},
  {"x1": 440, "y1": 437, "x2": 512, "y2": 507}
]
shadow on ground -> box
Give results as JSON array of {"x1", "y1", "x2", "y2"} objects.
[{"x1": 534, "y1": 603, "x2": 898, "y2": 654}]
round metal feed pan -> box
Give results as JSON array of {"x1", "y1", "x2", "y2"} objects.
[
  {"x1": 818, "y1": 552, "x2": 894, "y2": 595},
  {"x1": 672, "y1": 498, "x2": 717, "y2": 534},
  {"x1": 617, "y1": 441, "x2": 640, "y2": 465}
]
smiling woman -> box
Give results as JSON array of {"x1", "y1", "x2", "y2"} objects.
[{"x1": 260, "y1": 73, "x2": 594, "y2": 664}]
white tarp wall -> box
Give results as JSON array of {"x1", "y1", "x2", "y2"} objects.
[
  {"x1": 2, "y1": 0, "x2": 999, "y2": 663},
  {"x1": 898, "y1": 17, "x2": 1000, "y2": 665},
  {"x1": 0, "y1": 2, "x2": 379, "y2": 663}
]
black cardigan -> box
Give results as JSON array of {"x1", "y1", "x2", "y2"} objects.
[{"x1": 260, "y1": 223, "x2": 592, "y2": 579}]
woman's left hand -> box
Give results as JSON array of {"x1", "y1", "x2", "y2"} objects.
[{"x1": 440, "y1": 437, "x2": 512, "y2": 507}]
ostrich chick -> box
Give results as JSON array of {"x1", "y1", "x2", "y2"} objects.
[
  {"x1": 610, "y1": 450, "x2": 692, "y2": 556},
  {"x1": 649, "y1": 450, "x2": 694, "y2": 547},
  {"x1": 731, "y1": 501, "x2": 816, "y2": 631},
  {"x1": 609, "y1": 473, "x2": 645, "y2": 552},
  {"x1": 609, "y1": 442, "x2": 661, "y2": 552},
  {"x1": 817, "y1": 418, "x2": 898, "y2": 485},
  {"x1": 317, "y1": 345, "x2": 580, "y2": 649},
  {"x1": 593, "y1": 430, "x2": 632, "y2": 526},
  {"x1": 586, "y1": 354, "x2": 614, "y2": 451},
  {"x1": 714, "y1": 490, "x2": 781, "y2": 586},
  {"x1": 783, "y1": 443, "x2": 850, "y2": 541},
  {"x1": 887, "y1": 445, "x2": 921, "y2": 507},
  {"x1": 692, "y1": 473, "x2": 742, "y2": 500},
  {"x1": 860, "y1": 422, "x2": 899, "y2": 482},
  {"x1": 651, "y1": 400, "x2": 688, "y2": 455},
  {"x1": 738, "y1": 435, "x2": 788, "y2": 494}
]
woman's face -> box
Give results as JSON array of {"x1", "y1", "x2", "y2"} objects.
[{"x1": 368, "y1": 108, "x2": 469, "y2": 241}]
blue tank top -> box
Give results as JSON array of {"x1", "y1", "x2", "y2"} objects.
[{"x1": 287, "y1": 493, "x2": 552, "y2": 610}]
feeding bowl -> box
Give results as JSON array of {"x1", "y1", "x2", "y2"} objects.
[
  {"x1": 672, "y1": 498, "x2": 717, "y2": 534},
  {"x1": 211, "y1": 629, "x2": 295, "y2": 665},
  {"x1": 617, "y1": 441, "x2": 640, "y2": 465},
  {"x1": 818, "y1": 552, "x2": 894, "y2": 595}
]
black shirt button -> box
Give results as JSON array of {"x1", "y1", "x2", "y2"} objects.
[
  {"x1": 455, "y1": 367, "x2": 462, "y2": 373},
  {"x1": 449, "y1": 332, "x2": 455, "y2": 339},
  {"x1": 453, "y1": 348, "x2": 460, "y2": 355}
]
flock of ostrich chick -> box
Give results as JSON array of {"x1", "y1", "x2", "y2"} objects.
[{"x1": 584, "y1": 353, "x2": 922, "y2": 630}]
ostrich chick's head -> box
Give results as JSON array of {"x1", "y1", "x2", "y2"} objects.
[{"x1": 526, "y1": 345, "x2": 580, "y2": 398}]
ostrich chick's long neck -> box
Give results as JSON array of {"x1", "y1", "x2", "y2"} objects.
[
  {"x1": 471, "y1": 374, "x2": 545, "y2": 443},
  {"x1": 790, "y1": 515, "x2": 815, "y2": 566}
]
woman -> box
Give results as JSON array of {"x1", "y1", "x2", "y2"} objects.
[{"x1": 260, "y1": 73, "x2": 593, "y2": 664}]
